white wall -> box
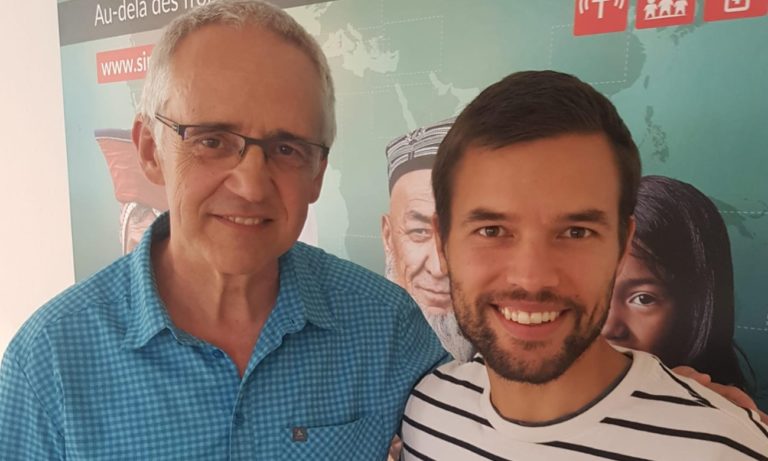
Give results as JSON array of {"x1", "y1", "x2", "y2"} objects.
[{"x1": 0, "y1": 2, "x2": 75, "y2": 355}]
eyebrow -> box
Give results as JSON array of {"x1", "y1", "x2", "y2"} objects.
[
  {"x1": 188, "y1": 124, "x2": 310, "y2": 142},
  {"x1": 557, "y1": 209, "x2": 610, "y2": 226},
  {"x1": 404, "y1": 210, "x2": 432, "y2": 224},
  {"x1": 459, "y1": 208, "x2": 611, "y2": 226},
  {"x1": 461, "y1": 208, "x2": 509, "y2": 226},
  {"x1": 266, "y1": 129, "x2": 311, "y2": 142},
  {"x1": 616, "y1": 277, "x2": 662, "y2": 288},
  {"x1": 185, "y1": 121, "x2": 238, "y2": 132}
]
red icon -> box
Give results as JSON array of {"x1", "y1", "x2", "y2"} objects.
[
  {"x1": 636, "y1": 0, "x2": 696, "y2": 28},
  {"x1": 574, "y1": 0, "x2": 630, "y2": 36},
  {"x1": 703, "y1": 0, "x2": 768, "y2": 21}
]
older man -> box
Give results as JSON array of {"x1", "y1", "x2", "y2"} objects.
[
  {"x1": 400, "y1": 71, "x2": 768, "y2": 460},
  {"x1": 0, "y1": 1, "x2": 445, "y2": 459},
  {"x1": 382, "y1": 118, "x2": 474, "y2": 362}
]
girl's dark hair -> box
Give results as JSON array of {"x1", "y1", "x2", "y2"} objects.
[{"x1": 633, "y1": 175, "x2": 748, "y2": 388}]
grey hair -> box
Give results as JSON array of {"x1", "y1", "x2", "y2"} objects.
[{"x1": 138, "y1": 0, "x2": 336, "y2": 143}]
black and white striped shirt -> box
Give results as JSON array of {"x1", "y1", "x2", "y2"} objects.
[{"x1": 401, "y1": 350, "x2": 768, "y2": 460}]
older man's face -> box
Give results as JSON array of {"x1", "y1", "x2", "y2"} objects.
[
  {"x1": 382, "y1": 169, "x2": 451, "y2": 313},
  {"x1": 147, "y1": 24, "x2": 328, "y2": 275}
]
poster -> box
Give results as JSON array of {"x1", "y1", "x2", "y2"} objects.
[{"x1": 57, "y1": 0, "x2": 768, "y2": 407}]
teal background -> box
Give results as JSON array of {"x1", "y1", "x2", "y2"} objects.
[{"x1": 59, "y1": 0, "x2": 768, "y2": 407}]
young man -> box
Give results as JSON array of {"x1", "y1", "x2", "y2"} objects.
[
  {"x1": 401, "y1": 71, "x2": 768, "y2": 460},
  {"x1": 0, "y1": 1, "x2": 445, "y2": 459}
]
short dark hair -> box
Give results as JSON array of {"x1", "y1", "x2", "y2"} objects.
[
  {"x1": 632, "y1": 175, "x2": 747, "y2": 388},
  {"x1": 432, "y1": 70, "x2": 641, "y2": 249}
]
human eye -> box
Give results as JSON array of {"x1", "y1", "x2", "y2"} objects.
[
  {"x1": 271, "y1": 140, "x2": 309, "y2": 158},
  {"x1": 275, "y1": 142, "x2": 300, "y2": 156},
  {"x1": 406, "y1": 227, "x2": 432, "y2": 243},
  {"x1": 185, "y1": 130, "x2": 238, "y2": 159},
  {"x1": 558, "y1": 227, "x2": 594, "y2": 239},
  {"x1": 628, "y1": 292, "x2": 657, "y2": 307},
  {"x1": 266, "y1": 139, "x2": 313, "y2": 168},
  {"x1": 477, "y1": 226, "x2": 505, "y2": 238}
]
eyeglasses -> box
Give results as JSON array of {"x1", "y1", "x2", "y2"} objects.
[{"x1": 154, "y1": 113, "x2": 329, "y2": 172}]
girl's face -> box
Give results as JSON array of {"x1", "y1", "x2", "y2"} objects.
[{"x1": 603, "y1": 251, "x2": 678, "y2": 360}]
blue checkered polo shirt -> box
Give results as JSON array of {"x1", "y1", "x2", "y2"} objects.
[{"x1": 0, "y1": 214, "x2": 447, "y2": 460}]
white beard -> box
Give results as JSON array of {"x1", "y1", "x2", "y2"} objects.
[
  {"x1": 423, "y1": 308, "x2": 476, "y2": 363},
  {"x1": 385, "y1": 252, "x2": 475, "y2": 362}
]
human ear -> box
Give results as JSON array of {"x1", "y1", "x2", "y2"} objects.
[{"x1": 132, "y1": 115, "x2": 166, "y2": 186}]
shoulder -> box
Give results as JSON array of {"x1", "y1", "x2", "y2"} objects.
[
  {"x1": 619, "y1": 351, "x2": 768, "y2": 452},
  {"x1": 411, "y1": 357, "x2": 489, "y2": 405},
  {"x1": 402, "y1": 358, "x2": 490, "y2": 453},
  {"x1": 289, "y1": 242, "x2": 414, "y2": 305},
  {"x1": 5, "y1": 255, "x2": 132, "y2": 365},
  {"x1": 286, "y1": 242, "x2": 446, "y2": 375}
]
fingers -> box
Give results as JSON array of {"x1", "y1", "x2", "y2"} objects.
[
  {"x1": 671, "y1": 366, "x2": 764, "y2": 416},
  {"x1": 706, "y1": 382, "x2": 758, "y2": 411},
  {"x1": 671, "y1": 365, "x2": 711, "y2": 385}
]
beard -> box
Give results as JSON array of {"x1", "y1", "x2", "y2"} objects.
[
  {"x1": 451, "y1": 277, "x2": 611, "y2": 385},
  {"x1": 385, "y1": 253, "x2": 476, "y2": 362},
  {"x1": 423, "y1": 309, "x2": 477, "y2": 362}
]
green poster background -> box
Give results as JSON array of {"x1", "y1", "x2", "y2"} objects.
[{"x1": 58, "y1": 0, "x2": 768, "y2": 406}]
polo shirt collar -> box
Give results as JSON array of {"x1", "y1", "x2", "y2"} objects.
[
  {"x1": 123, "y1": 213, "x2": 173, "y2": 350},
  {"x1": 123, "y1": 214, "x2": 337, "y2": 350}
]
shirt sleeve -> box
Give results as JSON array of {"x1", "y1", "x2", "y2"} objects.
[{"x1": 0, "y1": 350, "x2": 65, "y2": 460}]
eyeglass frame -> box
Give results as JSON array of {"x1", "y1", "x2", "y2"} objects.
[{"x1": 153, "y1": 113, "x2": 330, "y2": 167}]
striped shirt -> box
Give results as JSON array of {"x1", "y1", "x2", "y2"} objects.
[
  {"x1": 0, "y1": 213, "x2": 448, "y2": 460},
  {"x1": 401, "y1": 350, "x2": 768, "y2": 460}
]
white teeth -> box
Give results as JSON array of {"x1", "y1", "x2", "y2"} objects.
[
  {"x1": 499, "y1": 307, "x2": 560, "y2": 325},
  {"x1": 224, "y1": 216, "x2": 263, "y2": 226}
]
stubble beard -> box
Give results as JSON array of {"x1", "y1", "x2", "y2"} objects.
[{"x1": 450, "y1": 276, "x2": 612, "y2": 385}]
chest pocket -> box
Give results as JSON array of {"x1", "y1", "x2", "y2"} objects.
[{"x1": 273, "y1": 415, "x2": 388, "y2": 460}]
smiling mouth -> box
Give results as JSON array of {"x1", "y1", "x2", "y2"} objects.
[
  {"x1": 219, "y1": 215, "x2": 269, "y2": 226},
  {"x1": 496, "y1": 306, "x2": 563, "y2": 325}
]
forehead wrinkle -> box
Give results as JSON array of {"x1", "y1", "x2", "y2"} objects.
[
  {"x1": 165, "y1": 26, "x2": 328, "y2": 144},
  {"x1": 404, "y1": 209, "x2": 432, "y2": 224}
]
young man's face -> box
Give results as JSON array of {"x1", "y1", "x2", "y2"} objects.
[{"x1": 438, "y1": 133, "x2": 629, "y2": 384}]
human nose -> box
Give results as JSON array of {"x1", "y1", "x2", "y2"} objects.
[
  {"x1": 602, "y1": 304, "x2": 629, "y2": 341},
  {"x1": 225, "y1": 144, "x2": 274, "y2": 202},
  {"x1": 503, "y1": 237, "x2": 560, "y2": 293},
  {"x1": 425, "y1": 243, "x2": 447, "y2": 278}
]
